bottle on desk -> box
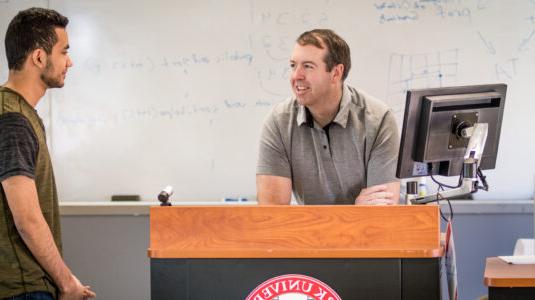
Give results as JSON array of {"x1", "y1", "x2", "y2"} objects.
[{"x1": 418, "y1": 176, "x2": 428, "y2": 197}]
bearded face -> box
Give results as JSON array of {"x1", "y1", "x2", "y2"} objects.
[
  {"x1": 41, "y1": 59, "x2": 65, "y2": 88},
  {"x1": 40, "y1": 27, "x2": 72, "y2": 89}
]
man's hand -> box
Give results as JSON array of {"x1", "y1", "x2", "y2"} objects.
[
  {"x1": 83, "y1": 287, "x2": 96, "y2": 299},
  {"x1": 355, "y1": 184, "x2": 398, "y2": 205},
  {"x1": 59, "y1": 275, "x2": 96, "y2": 299}
]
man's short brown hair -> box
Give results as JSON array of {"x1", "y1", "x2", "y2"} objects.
[
  {"x1": 5, "y1": 7, "x2": 69, "y2": 71},
  {"x1": 297, "y1": 29, "x2": 351, "y2": 81}
]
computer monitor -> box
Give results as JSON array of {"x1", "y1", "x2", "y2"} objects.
[{"x1": 396, "y1": 84, "x2": 507, "y2": 179}]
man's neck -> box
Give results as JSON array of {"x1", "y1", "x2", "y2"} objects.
[
  {"x1": 3, "y1": 71, "x2": 46, "y2": 107},
  {"x1": 308, "y1": 84, "x2": 343, "y2": 127}
]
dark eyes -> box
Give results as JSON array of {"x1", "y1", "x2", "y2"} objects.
[{"x1": 289, "y1": 63, "x2": 314, "y2": 69}]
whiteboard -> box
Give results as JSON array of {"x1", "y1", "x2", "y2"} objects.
[{"x1": 1, "y1": 0, "x2": 534, "y2": 201}]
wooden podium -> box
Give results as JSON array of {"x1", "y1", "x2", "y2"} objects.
[{"x1": 148, "y1": 205, "x2": 443, "y2": 299}]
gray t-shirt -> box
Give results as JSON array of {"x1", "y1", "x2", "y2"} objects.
[{"x1": 257, "y1": 84, "x2": 399, "y2": 205}]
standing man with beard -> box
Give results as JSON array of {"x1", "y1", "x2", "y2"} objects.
[
  {"x1": 0, "y1": 8, "x2": 95, "y2": 300},
  {"x1": 257, "y1": 29, "x2": 400, "y2": 205}
]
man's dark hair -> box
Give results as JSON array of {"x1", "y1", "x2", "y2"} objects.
[
  {"x1": 297, "y1": 29, "x2": 351, "y2": 81},
  {"x1": 5, "y1": 7, "x2": 69, "y2": 71}
]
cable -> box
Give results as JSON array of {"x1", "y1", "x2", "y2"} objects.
[
  {"x1": 428, "y1": 163, "x2": 464, "y2": 189},
  {"x1": 443, "y1": 196, "x2": 454, "y2": 222},
  {"x1": 414, "y1": 164, "x2": 457, "y2": 221},
  {"x1": 435, "y1": 185, "x2": 454, "y2": 222},
  {"x1": 477, "y1": 167, "x2": 489, "y2": 191},
  {"x1": 417, "y1": 180, "x2": 454, "y2": 222}
]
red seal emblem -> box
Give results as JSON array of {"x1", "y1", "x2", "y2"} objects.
[{"x1": 246, "y1": 274, "x2": 341, "y2": 300}]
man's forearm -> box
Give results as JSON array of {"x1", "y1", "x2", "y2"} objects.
[
  {"x1": 256, "y1": 175, "x2": 292, "y2": 205},
  {"x1": 2, "y1": 176, "x2": 75, "y2": 293},
  {"x1": 15, "y1": 207, "x2": 74, "y2": 291}
]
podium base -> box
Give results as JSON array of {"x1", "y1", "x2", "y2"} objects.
[{"x1": 151, "y1": 257, "x2": 440, "y2": 299}]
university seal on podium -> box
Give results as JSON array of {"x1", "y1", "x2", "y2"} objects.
[{"x1": 246, "y1": 274, "x2": 341, "y2": 300}]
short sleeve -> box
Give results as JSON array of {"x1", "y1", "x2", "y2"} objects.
[
  {"x1": 0, "y1": 113, "x2": 39, "y2": 182},
  {"x1": 367, "y1": 110, "x2": 400, "y2": 186},
  {"x1": 256, "y1": 111, "x2": 292, "y2": 179}
]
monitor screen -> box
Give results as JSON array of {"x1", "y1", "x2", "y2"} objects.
[{"x1": 396, "y1": 84, "x2": 507, "y2": 179}]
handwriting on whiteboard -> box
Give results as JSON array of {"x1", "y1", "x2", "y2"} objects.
[
  {"x1": 386, "y1": 49, "x2": 459, "y2": 114},
  {"x1": 373, "y1": 0, "x2": 473, "y2": 24}
]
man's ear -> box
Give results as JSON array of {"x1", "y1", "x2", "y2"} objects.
[
  {"x1": 30, "y1": 48, "x2": 47, "y2": 69},
  {"x1": 331, "y1": 64, "x2": 344, "y2": 82}
]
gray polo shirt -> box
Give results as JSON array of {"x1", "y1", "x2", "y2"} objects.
[{"x1": 257, "y1": 84, "x2": 399, "y2": 205}]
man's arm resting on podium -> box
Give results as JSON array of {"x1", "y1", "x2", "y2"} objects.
[
  {"x1": 355, "y1": 181, "x2": 400, "y2": 205},
  {"x1": 256, "y1": 174, "x2": 292, "y2": 205}
]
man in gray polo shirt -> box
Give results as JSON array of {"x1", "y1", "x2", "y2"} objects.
[{"x1": 256, "y1": 29, "x2": 400, "y2": 205}]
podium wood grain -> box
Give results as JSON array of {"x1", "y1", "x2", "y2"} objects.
[{"x1": 148, "y1": 205, "x2": 442, "y2": 258}]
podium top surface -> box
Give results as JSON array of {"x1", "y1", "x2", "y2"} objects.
[
  {"x1": 484, "y1": 257, "x2": 535, "y2": 287},
  {"x1": 148, "y1": 205, "x2": 443, "y2": 259}
]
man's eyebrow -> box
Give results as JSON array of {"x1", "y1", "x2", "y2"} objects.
[{"x1": 289, "y1": 60, "x2": 317, "y2": 65}]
